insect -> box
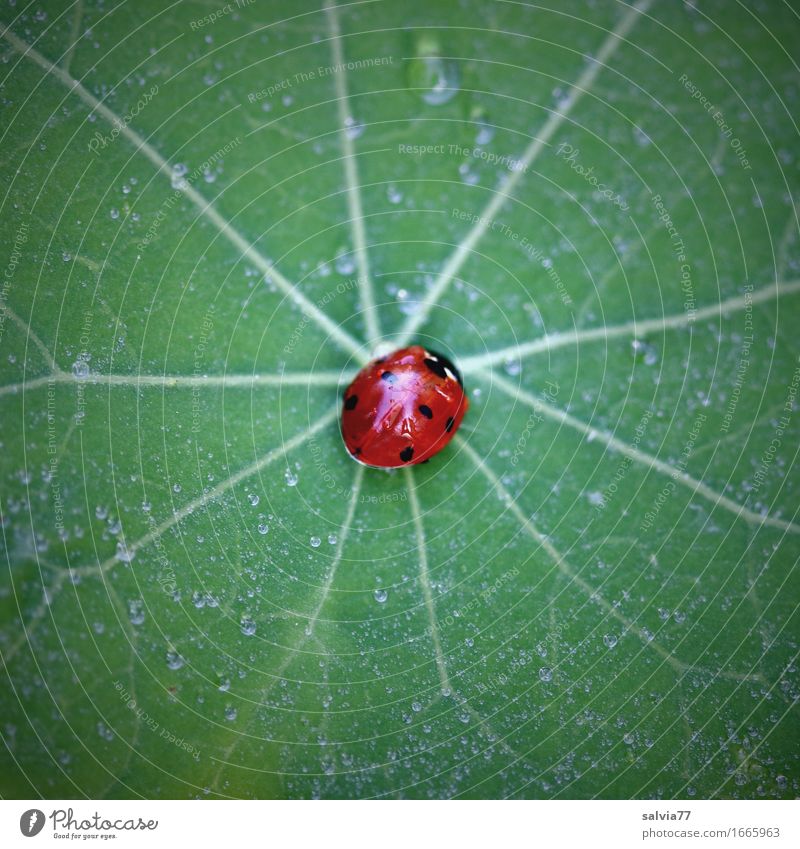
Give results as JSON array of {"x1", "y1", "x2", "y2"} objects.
[{"x1": 341, "y1": 345, "x2": 469, "y2": 468}]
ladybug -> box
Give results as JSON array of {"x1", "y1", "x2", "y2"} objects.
[{"x1": 340, "y1": 345, "x2": 469, "y2": 468}]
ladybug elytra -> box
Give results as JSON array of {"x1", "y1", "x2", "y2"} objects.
[{"x1": 340, "y1": 345, "x2": 469, "y2": 468}]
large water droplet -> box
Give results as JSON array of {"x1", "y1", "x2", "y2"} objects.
[
  {"x1": 407, "y1": 34, "x2": 460, "y2": 106},
  {"x1": 373, "y1": 588, "x2": 388, "y2": 603},
  {"x1": 284, "y1": 468, "x2": 299, "y2": 487},
  {"x1": 240, "y1": 615, "x2": 257, "y2": 636}
]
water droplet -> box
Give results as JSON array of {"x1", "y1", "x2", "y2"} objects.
[
  {"x1": 623, "y1": 732, "x2": 635, "y2": 745},
  {"x1": 172, "y1": 482, "x2": 182, "y2": 493},
  {"x1": 343, "y1": 115, "x2": 364, "y2": 140},
  {"x1": 673, "y1": 609, "x2": 686, "y2": 624},
  {"x1": 475, "y1": 120, "x2": 495, "y2": 146},
  {"x1": 538, "y1": 667, "x2": 553, "y2": 683},
  {"x1": 115, "y1": 540, "x2": 135, "y2": 563},
  {"x1": 284, "y1": 468, "x2": 299, "y2": 487},
  {"x1": 631, "y1": 338, "x2": 658, "y2": 365},
  {"x1": 95, "y1": 504, "x2": 108, "y2": 520},
  {"x1": 411, "y1": 701, "x2": 422, "y2": 712},
  {"x1": 72, "y1": 359, "x2": 90, "y2": 379},
  {"x1": 240, "y1": 615, "x2": 257, "y2": 636},
  {"x1": 373, "y1": 588, "x2": 388, "y2": 603},
  {"x1": 310, "y1": 536, "x2": 321, "y2": 548},
  {"x1": 171, "y1": 162, "x2": 189, "y2": 190},
  {"x1": 166, "y1": 650, "x2": 184, "y2": 670},
  {"x1": 335, "y1": 249, "x2": 356, "y2": 275},
  {"x1": 407, "y1": 36, "x2": 460, "y2": 106},
  {"x1": 457, "y1": 162, "x2": 479, "y2": 185},
  {"x1": 257, "y1": 522, "x2": 269, "y2": 535},
  {"x1": 248, "y1": 493, "x2": 260, "y2": 507},
  {"x1": 109, "y1": 207, "x2": 120, "y2": 219},
  {"x1": 141, "y1": 501, "x2": 151, "y2": 513},
  {"x1": 128, "y1": 600, "x2": 145, "y2": 626},
  {"x1": 603, "y1": 633, "x2": 618, "y2": 649},
  {"x1": 327, "y1": 533, "x2": 338, "y2": 545},
  {"x1": 386, "y1": 184, "x2": 403, "y2": 204},
  {"x1": 776, "y1": 775, "x2": 788, "y2": 790},
  {"x1": 218, "y1": 678, "x2": 231, "y2": 692},
  {"x1": 502, "y1": 359, "x2": 521, "y2": 377},
  {"x1": 633, "y1": 125, "x2": 652, "y2": 147},
  {"x1": 224, "y1": 706, "x2": 238, "y2": 721}
]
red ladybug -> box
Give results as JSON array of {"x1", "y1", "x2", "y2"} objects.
[{"x1": 341, "y1": 346, "x2": 469, "y2": 468}]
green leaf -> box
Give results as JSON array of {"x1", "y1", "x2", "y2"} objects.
[{"x1": 1, "y1": 0, "x2": 798, "y2": 799}]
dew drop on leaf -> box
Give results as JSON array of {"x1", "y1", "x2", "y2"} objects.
[
  {"x1": 115, "y1": 541, "x2": 135, "y2": 563},
  {"x1": 166, "y1": 651, "x2": 184, "y2": 670},
  {"x1": 407, "y1": 34, "x2": 460, "y2": 106},
  {"x1": 386, "y1": 184, "x2": 403, "y2": 204},
  {"x1": 603, "y1": 634, "x2": 618, "y2": 649},
  {"x1": 128, "y1": 600, "x2": 145, "y2": 626}
]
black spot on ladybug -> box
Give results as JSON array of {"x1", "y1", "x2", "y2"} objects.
[
  {"x1": 445, "y1": 417, "x2": 455, "y2": 433},
  {"x1": 381, "y1": 371, "x2": 397, "y2": 384},
  {"x1": 400, "y1": 446, "x2": 414, "y2": 463},
  {"x1": 344, "y1": 394, "x2": 358, "y2": 411},
  {"x1": 418, "y1": 404, "x2": 433, "y2": 419},
  {"x1": 353, "y1": 446, "x2": 362, "y2": 456},
  {"x1": 425, "y1": 349, "x2": 463, "y2": 386},
  {"x1": 423, "y1": 357, "x2": 447, "y2": 380}
]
